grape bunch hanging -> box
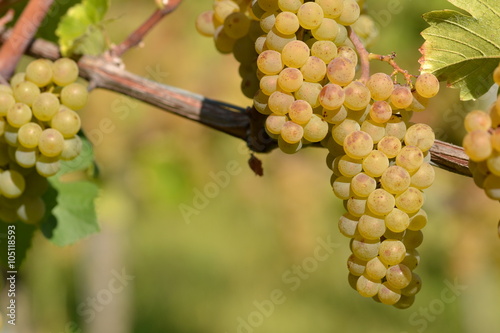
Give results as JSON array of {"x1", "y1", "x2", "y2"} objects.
[
  {"x1": 196, "y1": 0, "x2": 440, "y2": 308},
  {"x1": 0, "y1": 58, "x2": 87, "y2": 224}
]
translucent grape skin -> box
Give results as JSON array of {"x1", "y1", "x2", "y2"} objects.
[
  {"x1": 415, "y1": 73, "x2": 440, "y2": 98},
  {"x1": 38, "y1": 128, "x2": 65, "y2": 157},
  {"x1": 26, "y1": 59, "x2": 53, "y2": 87},
  {"x1": 60, "y1": 83, "x2": 88, "y2": 110}
]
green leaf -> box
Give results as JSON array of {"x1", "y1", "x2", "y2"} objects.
[
  {"x1": 56, "y1": 0, "x2": 110, "y2": 56},
  {"x1": 420, "y1": 0, "x2": 500, "y2": 100},
  {"x1": 41, "y1": 138, "x2": 100, "y2": 246}
]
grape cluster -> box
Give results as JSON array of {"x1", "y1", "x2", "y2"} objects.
[
  {"x1": 196, "y1": 0, "x2": 439, "y2": 308},
  {"x1": 0, "y1": 58, "x2": 86, "y2": 224},
  {"x1": 462, "y1": 63, "x2": 500, "y2": 201}
]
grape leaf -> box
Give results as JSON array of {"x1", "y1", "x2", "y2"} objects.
[
  {"x1": 420, "y1": 0, "x2": 500, "y2": 100},
  {"x1": 41, "y1": 139, "x2": 99, "y2": 246},
  {"x1": 56, "y1": 0, "x2": 110, "y2": 56}
]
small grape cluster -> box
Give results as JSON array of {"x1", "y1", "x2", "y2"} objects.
[
  {"x1": 196, "y1": 0, "x2": 440, "y2": 308},
  {"x1": 462, "y1": 64, "x2": 500, "y2": 201},
  {"x1": 0, "y1": 58, "x2": 86, "y2": 224}
]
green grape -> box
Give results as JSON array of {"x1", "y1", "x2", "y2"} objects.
[
  {"x1": 297, "y1": 2, "x2": 323, "y2": 30},
  {"x1": 275, "y1": 11, "x2": 300, "y2": 35},
  {"x1": 401, "y1": 272, "x2": 422, "y2": 297},
  {"x1": 366, "y1": 73, "x2": 394, "y2": 101},
  {"x1": 404, "y1": 123, "x2": 435, "y2": 152},
  {"x1": 23, "y1": 171, "x2": 49, "y2": 196},
  {"x1": 258, "y1": 0, "x2": 279, "y2": 12},
  {"x1": 334, "y1": 24, "x2": 348, "y2": 45},
  {"x1": 319, "y1": 84, "x2": 345, "y2": 110},
  {"x1": 395, "y1": 187, "x2": 424, "y2": 214},
  {"x1": 281, "y1": 121, "x2": 304, "y2": 144},
  {"x1": 15, "y1": 146, "x2": 38, "y2": 168},
  {"x1": 52, "y1": 58, "x2": 79, "y2": 86},
  {"x1": 257, "y1": 50, "x2": 284, "y2": 74},
  {"x1": 260, "y1": 11, "x2": 277, "y2": 33},
  {"x1": 311, "y1": 18, "x2": 338, "y2": 41},
  {"x1": 311, "y1": 40, "x2": 337, "y2": 64},
  {"x1": 16, "y1": 196, "x2": 45, "y2": 224},
  {"x1": 463, "y1": 130, "x2": 491, "y2": 162},
  {"x1": 378, "y1": 282, "x2": 401, "y2": 305},
  {"x1": 265, "y1": 113, "x2": 287, "y2": 134},
  {"x1": 241, "y1": 74, "x2": 259, "y2": 99},
  {"x1": 277, "y1": 135, "x2": 302, "y2": 154},
  {"x1": 381, "y1": 165, "x2": 411, "y2": 194},
  {"x1": 327, "y1": 57, "x2": 356, "y2": 86},
  {"x1": 196, "y1": 10, "x2": 216, "y2": 37},
  {"x1": 0, "y1": 84, "x2": 13, "y2": 94},
  {"x1": 223, "y1": 12, "x2": 250, "y2": 39},
  {"x1": 390, "y1": 85, "x2": 413, "y2": 109},
  {"x1": 214, "y1": 26, "x2": 236, "y2": 54},
  {"x1": 277, "y1": 67, "x2": 303, "y2": 92},
  {"x1": 38, "y1": 128, "x2": 64, "y2": 157},
  {"x1": 346, "y1": 196, "x2": 368, "y2": 217},
  {"x1": 410, "y1": 162, "x2": 435, "y2": 189},
  {"x1": 10, "y1": 72, "x2": 26, "y2": 87},
  {"x1": 378, "y1": 239, "x2": 406, "y2": 265},
  {"x1": 367, "y1": 188, "x2": 395, "y2": 216},
  {"x1": 13, "y1": 81, "x2": 40, "y2": 106},
  {"x1": 294, "y1": 81, "x2": 322, "y2": 108},
  {"x1": 362, "y1": 150, "x2": 389, "y2": 178},
  {"x1": 464, "y1": 110, "x2": 492, "y2": 133},
  {"x1": 347, "y1": 254, "x2": 367, "y2": 276},
  {"x1": 332, "y1": 118, "x2": 360, "y2": 145},
  {"x1": 490, "y1": 128, "x2": 500, "y2": 152},
  {"x1": 377, "y1": 136, "x2": 402, "y2": 158},
  {"x1": 322, "y1": 105, "x2": 347, "y2": 124},
  {"x1": 265, "y1": 27, "x2": 297, "y2": 52},
  {"x1": 60, "y1": 82, "x2": 88, "y2": 110},
  {"x1": 347, "y1": 273, "x2": 359, "y2": 291},
  {"x1": 365, "y1": 257, "x2": 387, "y2": 281},
  {"x1": 288, "y1": 99, "x2": 312, "y2": 124},
  {"x1": 0, "y1": 169, "x2": 25, "y2": 198},
  {"x1": 338, "y1": 155, "x2": 362, "y2": 177},
  {"x1": 0, "y1": 92, "x2": 16, "y2": 117},
  {"x1": 408, "y1": 209, "x2": 427, "y2": 231},
  {"x1": 60, "y1": 135, "x2": 83, "y2": 161},
  {"x1": 415, "y1": 73, "x2": 440, "y2": 98},
  {"x1": 233, "y1": 37, "x2": 257, "y2": 63},
  {"x1": 483, "y1": 174, "x2": 500, "y2": 200},
  {"x1": 337, "y1": 46, "x2": 358, "y2": 67},
  {"x1": 0, "y1": 142, "x2": 9, "y2": 166},
  {"x1": 357, "y1": 213, "x2": 385, "y2": 239},
  {"x1": 281, "y1": 40, "x2": 310, "y2": 68},
  {"x1": 343, "y1": 81, "x2": 371, "y2": 111},
  {"x1": 369, "y1": 101, "x2": 392, "y2": 124},
  {"x1": 360, "y1": 120, "x2": 385, "y2": 143},
  {"x1": 333, "y1": 176, "x2": 352, "y2": 200},
  {"x1": 214, "y1": 0, "x2": 240, "y2": 22},
  {"x1": 402, "y1": 229, "x2": 424, "y2": 249},
  {"x1": 315, "y1": 0, "x2": 344, "y2": 19},
  {"x1": 385, "y1": 115, "x2": 407, "y2": 140},
  {"x1": 25, "y1": 59, "x2": 53, "y2": 87},
  {"x1": 3, "y1": 124, "x2": 19, "y2": 146},
  {"x1": 300, "y1": 56, "x2": 326, "y2": 83},
  {"x1": 351, "y1": 236, "x2": 380, "y2": 261},
  {"x1": 50, "y1": 107, "x2": 81, "y2": 138},
  {"x1": 338, "y1": 213, "x2": 359, "y2": 238},
  {"x1": 303, "y1": 114, "x2": 328, "y2": 142},
  {"x1": 253, "y1": 90, "x2": 271, "y2": 114},
  {"x1": 344, "y1": 130, "x2": 374, "y2": 159},
  {"x1": 30, "y1": 93, "x2": 57, "y2": 123},
  {"x1": 36, "y1": 155, "x2": 60, "y2": 177},
  {"x1": 351, "y1": 173, "x2": 376, "y2": 197},
  {"x1": 278, "y1": 0, "x2": 303, "y2": 13},
  {"x1": 254, "y1": 35, "x2": 268, "y2": 54},
  {"x1": 18, "y1": 122, "x2": 42, "y2": 149},
  {"x1": 394, "y1": 295, "x2": 415, "y2": 310},
  {"x1": 356, "y1": 274, "x2": 381, "y2": 297},
  {"x1": 337, "y1": 0, "x2": 360, "y2": 25},
  {"x1": 401, "y1": 249, "x2": 420, "y2": 271},
  {"x1": 268, "y1": 90, "x2": 295, "y2": 115},
  {"x1": 7, "y1": 103, "x2": 32, "y2": 128},
  {"x1": 487, "y1": 152, "x2": 500, "y2": 176},
  {"x1": 385, "y1": 208, "x2": 410, "y2": 233},
  {"x1": 386, "y1": 264, "x2": 412, "y2": 290}
]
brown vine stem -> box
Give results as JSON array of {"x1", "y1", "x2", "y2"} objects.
[
  {"x1": 0, "y1": 31, "x2": 471, "y2": 177},
  {"x1": 110, "y1": 0, "x2": 183, "y2": 58},
  {"x1": 368, "y1": 52, "x2": 415, "y2": 86},
  {"x1": 347, "y1": 27, "x2": 370, "y2": 83},
  {"x1": 0, "y1": 0, "x2": 53, "y2": 79}
]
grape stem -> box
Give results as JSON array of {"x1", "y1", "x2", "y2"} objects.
[
  {"x1": 110, "y1": 0, "x2": 183, "y2": 58},
  {"x1": 0, "y1": 30, "x2": 472, "y2": 178},
  {"x1": 368, "y1": 52, "x2": 416, "y2": 86},
  {"x1": 0, "y1": 0, "x2": 54, "y2": 79}
]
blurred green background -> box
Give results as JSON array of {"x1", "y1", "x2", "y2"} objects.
[{"x1": 1, "y1": 0, "x2": 500, "y2": 332}]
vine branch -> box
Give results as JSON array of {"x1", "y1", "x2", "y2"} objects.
[
  {"x1": 0, "y1": 0, "x2": 53, "y2": 79},
  {"x1": 0, "y1": 30, "x2": 471, "y2": 177}
]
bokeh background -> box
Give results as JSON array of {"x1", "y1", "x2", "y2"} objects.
[{"x1": 1, "y1": 0, "x2": 500, "y2": 332}]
